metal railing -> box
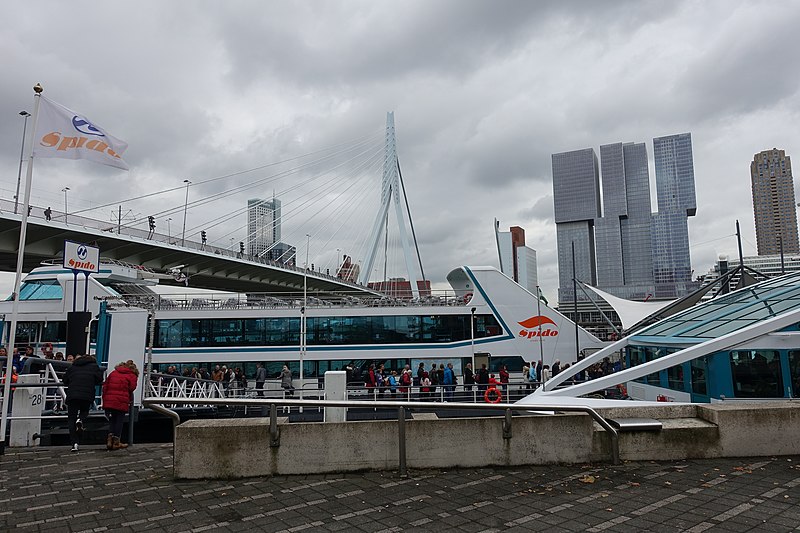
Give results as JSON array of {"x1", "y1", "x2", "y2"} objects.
[{"x1": 142, "y1": 396, "x2": 621, "y2": 476}]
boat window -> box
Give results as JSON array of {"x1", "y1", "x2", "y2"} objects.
[
  {"x1": 42, "y1": 321, "x2": 67, "y2": 342},
  {"x1": 14, "y1": 321, "x2": 39, "y2": 346},
  {"x1": 210, "y1": 319, "x2": 244, "y2": 345},
  {"x1": 638, "y1": 347, "x2": 666, "y2": 385},
  {"x1": 628, "y1": 345, "x2": 645, "y2": 368},
  {"x1": 154, "y1": 314, "x2": 499, "y2": 348},
  {"x1": 691, "y1": 357, "x2": 708, "y2": 395},
  {"x1": 789, "y1": 351, "x2": 800, "y2": 398},
  {"x1": 18, "y1": 279, "x2": 63, "y2": 300},
  {"x1": 729, "y1": 350, "x2": 783, "y2": 398},
  {"x1": 667, "y1": 364, "x2": 685, "y2": 391}
]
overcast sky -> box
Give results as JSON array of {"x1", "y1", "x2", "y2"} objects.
[{"x1": 1, "y1": 0, "x2": 799, "y2": 302}]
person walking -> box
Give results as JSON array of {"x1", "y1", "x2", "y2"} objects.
[
  {"x1": 101, "y1": 360, "x2": 138, "y2": 450},
  {"x1": 280, "y1": 364, "x2": 294, "y2": 397},
  {"x1": 63, "y1": 355, "x2": 104, "y2": 452},
  {"x1": 476, "y1": 363, "x2": 489, "y2": 392},
  {"x1": 255, "y1": 362, "x2": 267, "y2": 397},
  {"x1": 463, "y1": 362, "x2": 475, "y2": 400},
  {"x1": 499, "y1": 365, "x2": 510, "y2": 393},
  {"x1": 443, "y1": 363, "x2": 455, "y2": 401}
]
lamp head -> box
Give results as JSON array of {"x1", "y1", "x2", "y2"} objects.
[
  {"x1": 19, "y1": 111, "x2": 30, "y2": 117},
  {"x1": 33, "y1": 83, "x2": 43, "y2": 94}
]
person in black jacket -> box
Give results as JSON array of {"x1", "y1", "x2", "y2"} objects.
[{"x1": 63, "y1": 355, "x2": 104, "y2": 452}]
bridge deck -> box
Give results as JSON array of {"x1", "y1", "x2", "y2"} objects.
[{"x1": 0, "y1": 200, "x2": 376, "y2": 294}]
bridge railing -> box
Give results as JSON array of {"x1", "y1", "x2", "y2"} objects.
[{"x1": 0, "y1": 197, "x2": 371, "y2": 292}]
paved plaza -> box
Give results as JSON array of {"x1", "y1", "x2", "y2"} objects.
[{"x1": 1, "y1": 445, "x2": 799, "y2": 532}]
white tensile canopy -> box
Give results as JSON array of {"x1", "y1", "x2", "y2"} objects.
[{"x1": 582, "y1": 284, "x2": 675, "y2": 331}]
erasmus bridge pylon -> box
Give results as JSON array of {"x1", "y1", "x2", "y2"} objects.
[{"x1": 358, "y1": 112, "x2": 424, "y2": 297}]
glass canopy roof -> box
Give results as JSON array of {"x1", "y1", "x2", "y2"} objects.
[{"x1": 632, "y1": 271, "x2": 800, "y2": 340}]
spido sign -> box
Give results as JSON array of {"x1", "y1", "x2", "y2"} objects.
[{"x1": 63, "y1": 240, "x2": 100, "y2": 273}]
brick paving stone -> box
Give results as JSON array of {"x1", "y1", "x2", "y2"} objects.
[{"x1": 2, "y1": 446, "x2": 800, "y2": 531}]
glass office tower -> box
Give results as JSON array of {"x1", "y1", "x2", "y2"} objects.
[
  {"x1": 552, "y1": 148, "x2": 601, "y2": 303},
  {"x1": 652, "y1": 133, "x2": 697, "y2": 298},
  {"x1": 594, "y1": 142, "x2": 655, "y2": 299}
]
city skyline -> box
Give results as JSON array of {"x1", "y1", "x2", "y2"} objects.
[
  {"x1": 0, "y1": 1, "x2": 798, "y2": 302},
  {"x1": 552, "y1": 133, "x2": 697, "y2": 304}
]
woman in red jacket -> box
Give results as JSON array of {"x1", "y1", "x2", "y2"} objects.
[{"x1": 102, "y1": 360, "x2": 139, "y2": 450}]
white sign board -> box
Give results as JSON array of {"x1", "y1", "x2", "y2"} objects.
[{"x1": 63, "y1": 240, "x2": 100, "y2": 273}]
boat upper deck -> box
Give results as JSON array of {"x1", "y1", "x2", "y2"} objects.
[{"x1": 121, "y1": 292, "x2": 471, "y2": 312}]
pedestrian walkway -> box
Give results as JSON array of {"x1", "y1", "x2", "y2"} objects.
[{"x1": 1, "y1": 445, "x2": 799, "y2": 532}]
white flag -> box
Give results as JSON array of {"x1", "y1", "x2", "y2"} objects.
[{"x1": 32, "y1": 96, "x2": 129, "y2": 170}]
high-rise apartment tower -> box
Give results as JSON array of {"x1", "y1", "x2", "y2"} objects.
[
  {"x1": 247, "y1": 197, "x2": 281, "y2": 257},
  {"x1": 751, "y1": 148, "x2": 798, "y2": 256}
]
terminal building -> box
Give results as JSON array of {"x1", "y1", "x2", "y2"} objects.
[{"x1": 539, "y1": 270, "x2": 800, "y2": 403}]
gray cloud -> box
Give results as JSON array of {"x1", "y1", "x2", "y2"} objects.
[{"x1": 0, "y1": 0, "x2": 798, "y2": 304}]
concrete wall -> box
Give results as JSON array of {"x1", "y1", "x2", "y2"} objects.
[{"x1": 174, "y1": 402, "x2": 800, "y2": 479}]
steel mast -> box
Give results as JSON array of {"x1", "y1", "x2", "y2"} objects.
[{"x1": 359, "y1": 112, "x2": 421, "y2": 297}]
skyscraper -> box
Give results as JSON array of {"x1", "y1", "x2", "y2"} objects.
[
  {"x1": 651, "y1": 133, "x2": 696, "y2": 298},
  {"x1": 247, "y1": 197, "x2": 281, "y2": 257},
  {"x1": 494, "y1": 221, "x2": 538, "y2": 293},
  {"x1": 552, "y1": 133, "x2": 698, "y2": 309},
  {"x1": 751, "y1": 148, "x2": 798, "y2": 256},
  {"x1": 594, "y1": 142, "x2": 654, "y2": 299},
  {"x1": 552, "y1": 148, "x2": 601, "y2": 303}
]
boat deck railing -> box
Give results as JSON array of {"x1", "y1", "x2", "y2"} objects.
[{"x1": 124, "y1": 291, "x2": 468, "y2": 311}]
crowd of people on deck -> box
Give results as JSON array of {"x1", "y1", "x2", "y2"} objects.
[{"x1": 147, "y1": 353, "x2": 626, "y2": 401}]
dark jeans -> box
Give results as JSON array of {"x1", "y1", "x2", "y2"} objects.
[
  {"x1": 106, "y1": 408, "x2": 126, "y2": 437},
  {"x1": 445, "y1": 385, "x2": 454, "y2": 401},
  {"x1": 256, "y1": 381, "x2": 265, "y2": 397},
  {"x1": 67, "y1": 400, "x2": 91, "y2": 445}
]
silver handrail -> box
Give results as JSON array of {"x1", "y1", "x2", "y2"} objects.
[{"x1": 142, "y1": 396, "x2": 620, "y2": 476}]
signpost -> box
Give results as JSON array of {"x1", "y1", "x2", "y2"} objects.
[{"x1": 63, "y1": 241, "x2": 99, "y2": 357}]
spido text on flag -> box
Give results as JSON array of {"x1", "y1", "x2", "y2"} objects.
[{"x1": 32, "y1": 96, "x2": 129, "y2": 171}]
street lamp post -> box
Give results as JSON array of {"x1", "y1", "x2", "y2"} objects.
[
  {"x1": 181, "y1": 179, "x2": 191, "y2": 246},
  {"x1": 300, "y1": 234, "x2": 310, "y2": 405},
  {"x1": 14, "y1": 111, "x2": 31, "y2": 214},
  {"x1": 470, "y1": 306, "x2": 476, "y2": 371},
  {"x1": 166, "y1": 217, "x2": 172, "y2": 243},
  {"x1": 62, "y1": 187, "x2": 70, "y2": 224}
]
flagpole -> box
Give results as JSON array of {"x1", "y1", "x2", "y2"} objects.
[
  {"x1": 536, "y1": 285, "x2": 544, "y2": 391},
  {"x1": 2, "y1": 83, "x2": 43, "y2": 441}
]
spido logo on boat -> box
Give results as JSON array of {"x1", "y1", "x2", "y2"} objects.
[{"x1": 517, "y1": 315, "x2": 559, "y2": 339}]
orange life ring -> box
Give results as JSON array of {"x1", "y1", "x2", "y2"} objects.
[{"x1": 484, "y1": 387, "x2": 502, "y2": 404}]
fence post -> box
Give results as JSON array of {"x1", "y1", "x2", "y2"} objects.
[
  {"x1": 270, "y1": 404, "x2": 280, "y2": 447},
  {"x1": 502, "y1": 408, "x2": 512, "y2": 439},
  {"x1": 397, "y1": 407, "x2": 407, "y2": 478}
]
